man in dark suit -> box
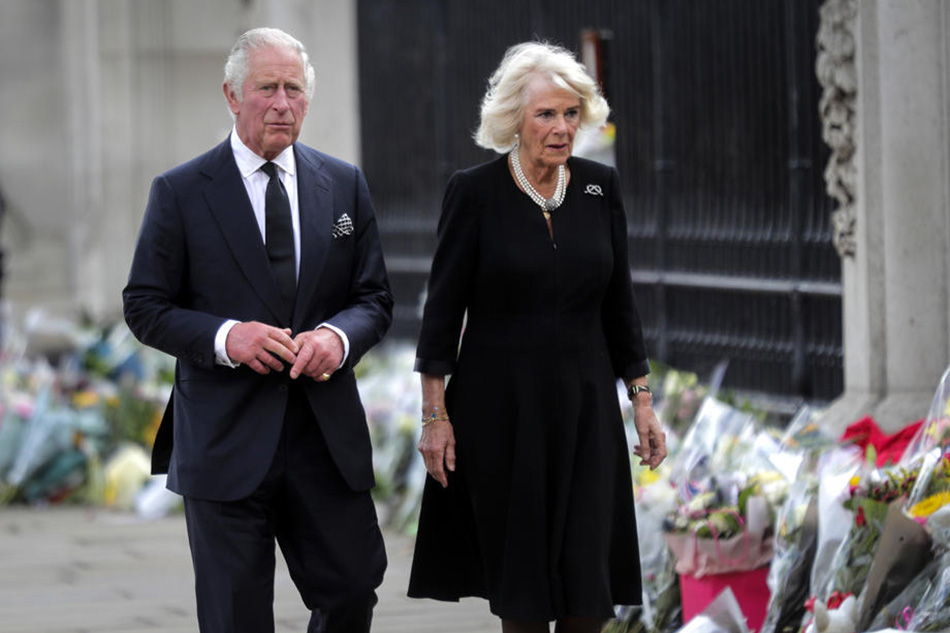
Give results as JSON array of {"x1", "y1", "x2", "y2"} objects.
[{"x1": 123, "y1": 27, "x2": 392, "y2": 633}]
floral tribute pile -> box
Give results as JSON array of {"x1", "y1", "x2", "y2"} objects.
[
  {"x1": 0, "y1": 310, "x2": 174, "y2": 509},
  {"x1": 0, "y1": 310, "x2": 425, "y2": 526},
  {"x1": 9, "y1": 310, "x2": 950, "y2": 633},
  {"x1": 607, "y1": 363, "x2": 950, "y2": 633}
]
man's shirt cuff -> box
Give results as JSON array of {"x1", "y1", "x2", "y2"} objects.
[
  {"x1": 214, "y1": 319, "x2": 240, "y2": 367},
  {"x1": 318, "y1": 323, "x2": 349, "y2": 368}
]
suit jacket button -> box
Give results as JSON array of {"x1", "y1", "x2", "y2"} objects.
[{"x1": 278, "y1": 384, "x2": 288, "y2": 393}]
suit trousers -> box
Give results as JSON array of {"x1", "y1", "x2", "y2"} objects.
[{"x1": 182, "y1": 384, "x2": 387, "y2": 633}]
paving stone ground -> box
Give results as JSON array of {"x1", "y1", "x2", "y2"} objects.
[{"x1": 0, "y1": 506, "x2": 498, "y2": 633}]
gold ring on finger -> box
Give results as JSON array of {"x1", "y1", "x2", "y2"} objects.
[{"x1": 320, "y1": 372, "x2": 332, "y2": 381}]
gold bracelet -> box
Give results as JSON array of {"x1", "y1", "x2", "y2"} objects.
[{"x1": 422, "y1": 407, "x2": 450, "y2": 427}]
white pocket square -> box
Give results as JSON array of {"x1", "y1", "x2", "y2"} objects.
[{"x1": 332, "y1": 213, "x2": 354, "y2": 238}]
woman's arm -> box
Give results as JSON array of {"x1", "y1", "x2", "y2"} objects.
[
  {"x1": 626, "y1": 377, "x2": 667, "y2": 470},
  {"x1": 418, "y1": 373, "x2": 456, "y2": 488}
]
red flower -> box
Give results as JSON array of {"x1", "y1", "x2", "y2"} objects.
[
  {"x1": 804, "y1": 597, "x2": 816, "y2": 613},
  {"x1": 855, "y1": 506, "x2": 867, "y2": 527},
  {"x1": 827, "y1": 591, "x2": 853, "y2": 610}
]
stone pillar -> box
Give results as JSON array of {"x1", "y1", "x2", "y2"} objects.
[
  {"x1": 64, "y1": 0, "x2": 139, "y2": 323},
  {"x1": 821, "y1": 0, "x2": 950, "y2": 434}
]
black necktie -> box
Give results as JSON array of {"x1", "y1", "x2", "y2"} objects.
[{"x1": 261, "y1": 162, "x2": 296, "y2": 316}]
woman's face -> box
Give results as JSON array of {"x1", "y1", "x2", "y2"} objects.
[{"x1": 517, "y1": 75, "x2": 582, "y2": 170}]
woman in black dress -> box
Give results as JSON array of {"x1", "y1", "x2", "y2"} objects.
[{"x1": 409, "y1": 41, "x2": 667, "y2": 633}]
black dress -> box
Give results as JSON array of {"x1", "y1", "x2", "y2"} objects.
[{"x1": 409, "y1": 155, "x2": 650, "y2": 621}]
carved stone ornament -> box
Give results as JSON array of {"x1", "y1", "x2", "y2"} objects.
[{"x1": 816, "y1": 0, "x2": 858, "y2": 258}]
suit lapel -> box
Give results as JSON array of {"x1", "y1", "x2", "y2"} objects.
[
  {"x1": 202, "y1": 142, "x2": 288, "y2": 324},
  {"x1": 293, "y1": 146, "x2": 333, "y2": 328}
]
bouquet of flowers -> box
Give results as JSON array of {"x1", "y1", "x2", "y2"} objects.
[
  {"x1": 811, "y1": 461, "x2": 917, "y2": 604},
  {"x1": 902, "y1": 363, "x2": 950, "y2": 547},
  {"x1": 900, "y1": 363, "x2": 950, "y2": 464},
  {"x1": 759, "y1": 480, "x2": 819, "y2": 633},
  {"x1": 663, "y1": 398, "x2": 787, "y2": 577},
  {"x1": 648, "y1": 362, "x2": 711, "y2": 439},
  {"x1": 663, "y1": 487, "x2": 775, "y2": 577},
  {"x1": 855, "y1": 501, "x2": 932, "y2": 631},
  {"x1": 904, "y1": 447, "x2": 950, "y2": 547},
  {"x1": 355, "y1": 342, "x2": 425, "y2": 533}
]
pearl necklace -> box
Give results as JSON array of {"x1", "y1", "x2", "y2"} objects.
[{"x1": 510, "y1": 142, "x2": 566, "y2": 218}]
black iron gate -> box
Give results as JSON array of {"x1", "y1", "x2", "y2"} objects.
[{"x1": 357, "y1": 0, "x2": 843, "y2": 404}]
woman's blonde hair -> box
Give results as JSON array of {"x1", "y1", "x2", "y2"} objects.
[{"x1": 474, "y1": 41, "x2": 610, "y2": 153}]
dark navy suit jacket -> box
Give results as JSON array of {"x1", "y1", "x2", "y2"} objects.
[{"x1": 123, "y1": 139, "x2": 392, "y2": 501}]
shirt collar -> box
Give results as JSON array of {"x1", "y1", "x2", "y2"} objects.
[{"x1": 230, "y1": 127, "x2": 296, "y2": 178}]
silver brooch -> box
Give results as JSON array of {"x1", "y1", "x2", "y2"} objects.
[
  {"x1": 332, "y1": 213, "x2": 354, "y2": 238},
  {"x1": 584, "y1": 184, "x2": 603, "y2": 196}
]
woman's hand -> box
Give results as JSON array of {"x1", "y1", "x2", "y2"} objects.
[
  {"x1": 418, "y1": 419, "x2": 456, "y2": 488},
  {"x1": 632, "y1": 402, "x2": 667, "y2": 470}
]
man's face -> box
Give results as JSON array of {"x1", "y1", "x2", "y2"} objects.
[{"x1": 225, "y1": 45, "x2": 309, "y2": 160}]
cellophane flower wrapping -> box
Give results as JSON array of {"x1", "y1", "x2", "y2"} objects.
[
  {"x1": 806, "y1": 444, "x2": 863, "y2": 614},
  {"x1": 675, "y1": 587, "x2": 751, "y2": 633},
  {"x1": 650, "y1": 363, "x2": 710, "y2": 439},
  {"x1": 663, "y1": 397, "x2": 791, "y2": 578},
  {"x1": 760, "y1": 404, "x2": 844, "y2": 633},
  {"x1": 605, "y1": 461, "x2": 681, "y2": 633},
  {"x1": 811, "y1": 461, "x2": 918, "y2": 609},
  {"x1": 355, "y1": 342, "x2": 425, "y2": 534},
  {"x1": 901, "y1": 363, "x2": 950, "y2": 546},
  {"x1": 900, "y1": 363, "x2": 950, "y2": 464},
  {"x1": 904, "y1": 442, "x2": 950, "y2": 549},
  {"x1": 635, "y1": 473, "x2": 682, "y2": 633},
  {"x1": 905, "y1": 551, "x2": 950, "y2": 632},
  {"x1": 866, "y1": 554, "x2": 941, "y2": 631},
  {"x1": 759, "y1": 481, "x2": 818, "y2": 633},
  {"x1": 855, "y1": 499, "x2": 932, "y2": 631}
]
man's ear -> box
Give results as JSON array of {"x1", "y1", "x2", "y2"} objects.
[{"x1": 224, "y1": 82, "x2": 241, "y2": 115}]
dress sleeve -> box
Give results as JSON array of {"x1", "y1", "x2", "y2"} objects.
[
  {"x1": 414, "y1": 170, "x2": 480, "y2": 375},
  {"x1": 601, "y1": 167, "x2": 651, "y2": 380}
]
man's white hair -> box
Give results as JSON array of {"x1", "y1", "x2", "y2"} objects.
[{"x1": 224, "y1": 27, "x2": 316, "y2": 105}]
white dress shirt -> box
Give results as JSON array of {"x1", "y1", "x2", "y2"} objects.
[{"x1": 213, "y1": 129, "x2": 349, "y2": 367}]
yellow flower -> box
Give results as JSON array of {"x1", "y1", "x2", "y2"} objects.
[
  {"x1": 908, "y1": 491, "x2": 950, "y2": 518},
  {"x1": 639, "y1": 470, "x2": 660, "y2": 486},
  {"x1": 72, "y1": 390, "x2": 100, "y2": 409}
]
